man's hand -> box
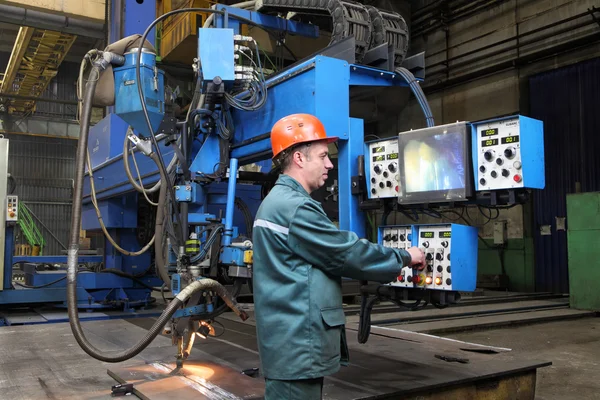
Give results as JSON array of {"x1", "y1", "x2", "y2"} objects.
[{"x1": 406, "y1": 247, "x2": 425, "y2": 268}]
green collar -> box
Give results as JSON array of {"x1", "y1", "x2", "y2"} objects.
[{"x1": 275, "y1": 174, "x2": 310, "y2": 198}]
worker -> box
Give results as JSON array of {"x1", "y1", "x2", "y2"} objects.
[{"x1": 252, "y1": 113, "x2": 425, "y2": 399}]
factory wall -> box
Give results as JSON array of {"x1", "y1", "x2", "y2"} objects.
[
  {"x1": 371, "y1": 0, "x2": 600, "y2": 292},
  {"x1": 4, "y1": 133, "x2": 77, "y2": 256}
]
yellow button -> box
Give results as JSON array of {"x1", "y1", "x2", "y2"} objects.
[{"x1": 244, "y1": 250, "x2": 253, "y2": 264}]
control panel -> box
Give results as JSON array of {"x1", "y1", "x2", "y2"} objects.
[
  {"x1": 472, "y1": 115, "x2": 545, "y2": 191},
  {"x1": 365, "y1": 138, "x2": 400, "y2": 199},
  {"x1": 379, "y1": 223, "x2": 478, "y2": 292},
  {"x1": 379, "y1": 225, "x2": 414, "y2": 287},
  {"x1": 6, "y1": 195, "x2": 18, "y2": 222}
]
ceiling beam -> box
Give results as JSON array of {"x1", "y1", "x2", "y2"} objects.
[{"x1": 0, "y1": 26, "x2": 33, "y2": 93}]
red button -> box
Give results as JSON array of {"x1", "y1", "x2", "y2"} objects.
[
  {"x1": 412, "y1": 275, "x2": 420, "y2": 284},
  {"x1": 395, "y1": 186, "x2": 399, "y2": 192},
  {"x1": 513, "y1": 174, "x2": 522, "y2": 183},
  {"x1": 399, "y1": 275, "x2": 405, "y2": 282}
]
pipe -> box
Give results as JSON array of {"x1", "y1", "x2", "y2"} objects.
[
  {"x1": 0, "y1": 4, "x2": 105, "y2": 39},
  {"x1": 152, "y1": 152, "x2": 171, "y2": 287},
  {"x1": 223, "y1": 158, "x2": 238, "y2": 246}
]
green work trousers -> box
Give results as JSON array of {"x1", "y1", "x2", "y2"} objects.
[{"x1": 264, "y1": 377, "x2": 324, "y2": 400}]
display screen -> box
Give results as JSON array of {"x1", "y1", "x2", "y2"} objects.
[
  {"x1": 501, "y1": 135, "x2": 520, "y2": 144},
  {"x1": 372, "y1": 146, "x2": 385, "y2": 154},
  {"x1": 421, "y1": 231, "x2": 434, "y2": 238},
  {"x1": 387, "y1": 153, "x2": 398, "y2": 160},
  {"x1": 373, "y1": 155, "x2": 385, "y2": 162},
  {"x1": 439, "y1": 231, "x2": 451, "y2": 238},
  {"x1": 481, "y1": 128, "x2": 498, "y2": 137},
  {"x1": 481, "y1": 138, "x2": 498, "y2": 147},
  {"x1": 403, "y1": 131, "x2": 467, "y2": 194}
]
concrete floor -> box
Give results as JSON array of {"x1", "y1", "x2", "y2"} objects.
[{"x1": 443, "y1": 316, "x2": 600, "y2": 400}]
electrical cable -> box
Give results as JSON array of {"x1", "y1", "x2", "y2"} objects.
[
  {"x1": 87, "y1": 147, "x2": 156, "y2": 256},
  {"x1": 395, "y1": 67, "x2": 435, "y2": 127}
]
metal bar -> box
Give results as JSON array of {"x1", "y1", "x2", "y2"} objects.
[
  {"x1": 0, "y1": 93, "x2": 80, "y2": 106},
  {"x1": 12, "y1": 255, "x2": 103, "y2": 263},
  {"x1": 223, "y1": 158, "x2": 238, "y2": 246},
  {"x1": 23, "y1": 205, "x2": 68, "y2": 250},
  {"x1": 0, "y1": 4, "x2": 105, "y2": 39},
  {"x1": 216, "y1": 4, "x2": 319, "y2": 38}
]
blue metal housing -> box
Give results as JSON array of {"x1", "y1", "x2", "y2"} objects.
[
  {"x1": 114, "y1": 51, "x2": 165, "y2": 138},
  {"x1": 471, "y1": 115, "x2": 545, "y2": 190},
  {"x1": 198, "y1": 28, "x2": 235, "y2": 87},
  {"x1": 88, "y1": 114, "x2": 130, "y2": 169}
]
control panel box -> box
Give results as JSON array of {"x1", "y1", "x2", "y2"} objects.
[
  {"x1": 6, "y1": 195, "x2": 18, "y2": 222},
  {"x1": 365, "y1": 138, "x2": 400, "y2": 199},
  {"x1": 379, "y1": 223, "x2": 478, "y2": 292},
  {"x1": 472, "y1": 115, "x2": 545, "y2": 191},
  {"x1": 378, "y1": 225, "x2": 414, "y2": 287}
]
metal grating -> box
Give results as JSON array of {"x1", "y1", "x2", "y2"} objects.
[{"x1": 1, "y1": 27, "x2": 76, "y2": 116}]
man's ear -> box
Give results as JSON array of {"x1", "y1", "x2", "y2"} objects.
[{"x1": 292, "y1": 150, "x2": 304, "y2": 168}]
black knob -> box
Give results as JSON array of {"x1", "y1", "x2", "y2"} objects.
[
  {"x1": 371, "y1": 177, "x2": 376, "y2": 184},
  {"x1": 379, "y1": 182, "x2": 385, "y2": 189},
  {"x1": 446, "y1": 278, "x2": 452, "y2": 285},
  {"x1": 504, "y1": 147, "x2": 515, "y2": 159},
  {"x1": 447, "y1": 253, "x2": 451, "y2": 261},
  {"x1": 441, "y1": 241, "x2": 449, "y2": 248},
  {"x1": 423, "y1": 241, "x2": 429, "y2": 248},
  {"x1": 496, "y1": 158, "x2": 504, "y2": 166},
  {"x1": 484, "y1": 151, "x2": 494, "y2": 161},
  {"x1": 399, "y1": 234, "x2": 406, "y2": 241},
  {"x1": 391, "y1": 235, "x2": 398, "y2": 241},
  {"x1": 427, "y1": 265, "x2": 433, "y2": 272},
  {"x1": 436, "y1": 253, "x2": 444, "y2": 261},
  {"x1": 388, "y1": 163, "x2": 397, "y2": 172},
  {"x1": 407, "y1": 276, "x2": 413, "y2": 283},
  {"x1": 371, "y1": 188, "x2": 377, "y2": 194},
  {"x1": 480, "y1": 178, "x2": 486, "y2": 185},
  {"x1": 383, "y1": 171, "x2": 389, "y2": 178},
  {"x1": 479, "y1": 165, "x2": 486, "y2": 173},
  {"x1": 386, "y1": 181, "x2": 392, "y2": 188},
  {"x1": 384, "y1": 234, "x2": 391, "y2": 241},
  {"x1": 374, "y1": 165, "x2": 382, "y2": 174},
  {"x1": 426, "y1": 253, "x2": 433, "y2": 261},
  {"x1": 491, "y1": 171, "x2": 498, "y2": 178},
  {"x1": 437, "y1": 265, "x2": 443, "y2": 272},
  {"x1": 502, "y1": 169, "x2": 510, "y2": 177},
  {"x1": 446, "y1": 266, "x2": 451, "y2": 273}
]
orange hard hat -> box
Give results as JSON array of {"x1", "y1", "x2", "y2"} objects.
[{"x1": 270, "y1": 113, "x2": 338, "y2": 159}]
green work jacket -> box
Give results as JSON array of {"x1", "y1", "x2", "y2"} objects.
[{"x1": 252, "y1": 174, "x2": 411, "y2": 380}]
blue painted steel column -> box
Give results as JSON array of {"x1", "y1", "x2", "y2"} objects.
[
  {"x1": 223, "y1": 158, "x2": 239, "y2": 246},
  {"x1": 3, "y1": 226, "x2": 14, "y2": 290},
  {"x1": 124, "y1": 0, "x2": 157, "y2": 46},
  {"x1": 338, "y1": 118, "x2": 366, "y2": 237}
]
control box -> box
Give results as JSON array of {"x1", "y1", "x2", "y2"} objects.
[
  {"x1": 365, "y1": 138, "x2": 400, "y2": 199},
  {"x1": 6, "y1": 195, "x2": 18, "y2": 222},
  {"x1": 472, "y1": 115, "x2": 545, "y2": 191},
  {"x1": 379, "y1": 225, "x2": 414, "y2": 287},
  {"x1": 379, "y1": 223, "x2": 478, "y2": 292}
]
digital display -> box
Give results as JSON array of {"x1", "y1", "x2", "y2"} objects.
[
  {"x1": 481, "y1": 128, "x2": 498, "y2": 137},
  {"x1": 387, "y1": 153, "x2": 398, "y2": 160},
  {"x1": 501, "y1": 135, "x2": 520, "y2": 144},
  {"x1": 420, "y1": 231, "x2": 434, "y2": 238},
  {"x1": 402, "y1": 131, "x2": 466, "y2": 194},
  {"x1": 373, "y1": 155, "x2": 385, "y2": 162},
  {"x1": 439, "y1": 231, "x2": 451, "y2": 238},
  {"x1": 372, "y1": 146, "x2": 385, "y2": 154},
  {"x1": 481, "y1": 138, "x2": 498, "y2": 147}
]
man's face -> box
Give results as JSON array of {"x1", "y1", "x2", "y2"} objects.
[{"x1": 301, "y1": 141, "x2": 334, "y2": 193}]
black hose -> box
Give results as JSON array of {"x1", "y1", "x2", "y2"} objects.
[
  {"x1": 151, "y1": 152, "x2": 171, "y2": 287},
  {"x1": 357, "y1": 293, "x2": 379, "y2": 344},
  {"x1": 66, "y1": 64, "x2": 184, "y2": 363},
  {"x1": 395, "y1": 67, "x2": 435, "y2": 127}
]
